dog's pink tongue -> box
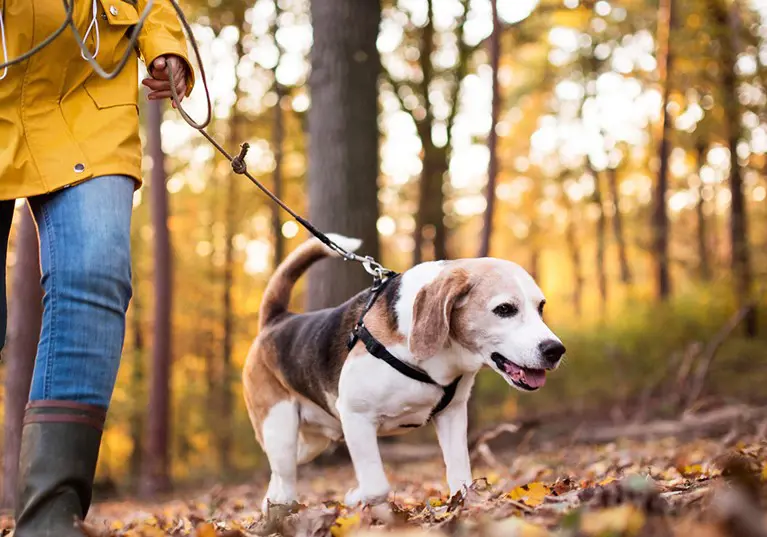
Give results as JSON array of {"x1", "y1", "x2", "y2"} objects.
[
  {"x1": 504, "y1": 361, "x2": 546, "y2": 388},
  {"x1": 522, "y1": 368, "x2": 546, "y2": 388}
]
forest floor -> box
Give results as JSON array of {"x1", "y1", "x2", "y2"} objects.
[{"x1": 2, "y1": 400, "x2": 764, "y2": 537}]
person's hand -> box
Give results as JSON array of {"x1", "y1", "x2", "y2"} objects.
[{"x1": 142, "y1": 55, "x2": 188, "y2": 108}]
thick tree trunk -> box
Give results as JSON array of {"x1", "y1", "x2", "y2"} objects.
[
  {"x1": 653, "y1": 0, "x2": 674, "y2": 301},
  {"x1": 1, "y1": 207, "x2": 42, "y2": 508},
  {"x1": 695, "y1": 142, "x2": 712, "y2": 281},
  {"x1": 142, "y1": 99, "x2": 173, "y2": 495},
  {"x1": 607, "y1": 167, "x2": 632, "y2": 284},
  {"x1": 715, "y1": 0, "x2": 755, "y2": 335},
  {"x1": 479, "y1": 0, "x2": 501, "y2": 259},
  {"x1": 415, "y1": 145, "x2": 448, "y2": 263},
  {"x1": 306, "y1": 0, "x2": 381, "y2": 310}
]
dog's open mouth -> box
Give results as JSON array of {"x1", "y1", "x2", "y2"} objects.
[{"x1": 491, "y1": 352, "x2": 546, "y2": 391}]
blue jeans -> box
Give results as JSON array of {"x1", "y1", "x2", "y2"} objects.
[{"x1": 0, "y1": 176, "x2": 133, "y2": 408}]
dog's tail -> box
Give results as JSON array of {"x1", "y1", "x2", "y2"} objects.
[{"x1": 259, "y1": 233, "x2": 363, "y2": 329}]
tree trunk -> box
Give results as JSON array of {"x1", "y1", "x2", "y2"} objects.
[
  {"x1": 413, "y1": 0, "x2": 442, "y2": 265},
  {"x1": 478, "y1": 0, "x2": 501, "y2": 259},
  {"x1": 415, "y1": 145, "x2": 448, "y2": 263},
  {"x1": 219, "y1": 25, "x2": 245, "y2": 478},
  {"x1": 607, "y1": 167, "x2": 632, "y2": 284},
  {"x1": 695, "y1": 141, "x2": 712, "y2": 281},
  {"x1": 565, "y1": 203, "x2": 583, "y2": 316},
  {"x1": 141, "y1": 99, "x2": 173, "y2": 495},
  {"x1": 128, "y1": 228, "x2": 145, "y2": 483},
  {"x1": 713, "y1": 0, "x2": 755, "y2": 335},
  {"x1": 593, "y1": 169, "x2": 608, "y2": 317},
  {"x1": 653, "y1": 0, "x2": 674, "y2": 300},
  {"x1": 306, "y1": 0, "x2": 382, "y2": 310},
  {"x1": 272, "y1": 83, "x2": 285, "y2": 268},
  {"x1": 1, "y1": 207, "x2": 42, "y2": 508},
  {"x1": 271, "y1": 0, "x2": 285, "y2": 268}
]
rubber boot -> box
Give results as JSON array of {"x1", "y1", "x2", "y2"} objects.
[{"x1": 14, "y1": 401, "x2": 106, "y2": 537}]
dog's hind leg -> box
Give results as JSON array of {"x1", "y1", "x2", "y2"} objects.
[
  {"x1": 297, "y1": 430, "x2": 332, "y2": 465},
  {"x1": 260, "y1": 399, "x2": 300, "y2": 512}
]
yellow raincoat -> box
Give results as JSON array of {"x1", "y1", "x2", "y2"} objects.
[{"x1": 0, "y1": 0, "x2": 194, "y2": 201}]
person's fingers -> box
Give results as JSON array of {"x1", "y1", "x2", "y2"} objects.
[
  {"x1": 147, "y1": 90, "x2": 174, "y2": 99},
  {"x1": 142, "y1": 78, "x2": 170, "y2": 90}
]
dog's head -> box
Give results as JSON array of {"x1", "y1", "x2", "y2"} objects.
[{"x1": 407, "y1": 259, "x2": 565, "y2": 391}]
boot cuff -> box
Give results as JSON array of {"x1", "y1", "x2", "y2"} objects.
[{"x1": 24, "y1": 401, "x2": 107, "y2": 431}]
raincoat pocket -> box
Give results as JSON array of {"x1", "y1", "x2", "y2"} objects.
[{"x1": 83, "y1": 0, "x2": 140, "y2": 109}]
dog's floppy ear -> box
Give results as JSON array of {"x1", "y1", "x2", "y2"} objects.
[{"x1": 409, "y1": 268, "x2": 472, "y2": 360}]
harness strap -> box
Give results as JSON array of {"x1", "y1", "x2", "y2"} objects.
[{"x1": 347, "y1": 278, "x2": 462, "y2": 421}]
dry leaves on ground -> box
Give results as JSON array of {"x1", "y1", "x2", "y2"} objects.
[{"x1": 3, "y1": 426, "x2": 767, "y2": 537}]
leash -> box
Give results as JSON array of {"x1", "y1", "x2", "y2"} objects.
[{"x1": 162, "y1": 0, "x2": 394, "y2": 281}]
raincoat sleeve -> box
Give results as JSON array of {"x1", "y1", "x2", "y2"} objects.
[{"x1": 136, "y1": 0, "x2": 196, "y2": 95}]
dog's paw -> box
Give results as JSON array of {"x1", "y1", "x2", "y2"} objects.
[{"x1": 344, "y1": 486, "x2": 390, "y2": 507}]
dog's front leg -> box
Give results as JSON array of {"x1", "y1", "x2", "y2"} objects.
[
  {"x1": 434, "y1": 400, "x2": 473, "y2": 496},
  {"x1": 338, "y1": 406, "x2": 390, "y2": 506}
]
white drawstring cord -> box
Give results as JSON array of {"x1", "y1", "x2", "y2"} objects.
[
  {"x1": 80, "y1": 0, "x2": 100, "y2": 61},
  {"x1": 0, "y1": 6, "x2": 8, "y2": 80}
]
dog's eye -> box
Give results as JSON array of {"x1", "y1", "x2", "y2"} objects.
[
  {"x1": 492, "y1": 303, "x2": 518, "y2": 318},
  {"x1": 538, "y1": 301, "x2": 546, "y2": 316}
]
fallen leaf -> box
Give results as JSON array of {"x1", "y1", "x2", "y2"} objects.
[
  {"x1": 507, "y1": 482, "x2": 550, "y2": 507},
  {"x1": 330, "y1": 513, "x2": 361, "y2": 537},
  {"x1": 579, "y1": 505, "x2": 646, "y2": 536},
  {"x1": 484, "y1": 516, "x2": 552, "y2": 537},
  {"x1": 195, "y1": 522, "x2": 217, "y2": 537}
]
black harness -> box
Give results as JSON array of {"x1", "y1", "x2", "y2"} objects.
[{"x1": 347, "y1": 274, "x2": 462, "y2": 423}]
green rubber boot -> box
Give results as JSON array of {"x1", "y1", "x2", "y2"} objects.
[{"x1": 14, "y1": 401, "x2": 106, "y2": 537}]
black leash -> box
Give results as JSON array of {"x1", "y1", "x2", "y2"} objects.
[
  {"x1": 347, "y1": 275, "x2": 462, "y2": 421},
  {"x1": 160, "y1": 1, "x2": 393, "y2": 279}
]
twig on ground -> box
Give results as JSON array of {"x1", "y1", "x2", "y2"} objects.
[
  {"x1": 685, "y1": 304, "x2": 754, "y2": 406},
  {"x1": 572, "y1": 405, "x2": 763, "y2": 444}
]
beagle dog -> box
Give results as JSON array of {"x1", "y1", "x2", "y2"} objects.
[{"x1": 242, "y1": 234, "x2": 565, "y2": 511}]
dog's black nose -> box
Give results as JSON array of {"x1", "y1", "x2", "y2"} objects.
[{"x1": 539, "y1": 339, "x2": 565, "y2": 365}]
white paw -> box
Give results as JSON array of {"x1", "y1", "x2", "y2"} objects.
[{"x1": 344, "y1": 486, "x2": 390, "y2": 507}]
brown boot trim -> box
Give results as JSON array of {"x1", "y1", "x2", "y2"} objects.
[
  {"x1": 26, "y1": 401, "x2": 107, "y2": 418},
  {"x1": 23, "y1": 414, "x2": 105, "y2": 431}
]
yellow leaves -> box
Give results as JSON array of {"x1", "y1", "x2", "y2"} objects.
[
  {"x1": 484, "y1": 516, "x2": 553, "y2": 537},
  {"x1": 680, "y1": 464, "x2": 704, "y2": 477},
  {"x1": 331, "y1": 513, "x2": 361, "y2": 537},
  {"x1": 597, "y1": 476, "x2": 617, "y2": 486},
  {"x1": 761, "y1": 462, "x2": 767, "y2": 482},
  {"x1": 486, "y1": 472, "x2": 501, "y2": 486},
  {"x1": 507, "y1": 482, "x2": 550, "y2": 507},
  {"x1": 195, "y1": 522, "x2": 217, "y2": 537},
  {"x1": 579, "y1": 505, "x2": 646, "y2": 536},
  {"x1": 428, "y1": 497, "x2": 444, "y2": 507}
]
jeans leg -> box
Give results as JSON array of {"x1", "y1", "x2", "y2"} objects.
[
  {"x1": 0, "y1": 200, "x2": 16, "y2": 352},
  {"x1": 28, "y1": 176, "x2": 134, "y2": 407}
]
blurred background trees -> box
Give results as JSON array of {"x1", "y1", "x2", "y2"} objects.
[{"x1": 1, "y1": 0, "x2": 767, "y2": 498}]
